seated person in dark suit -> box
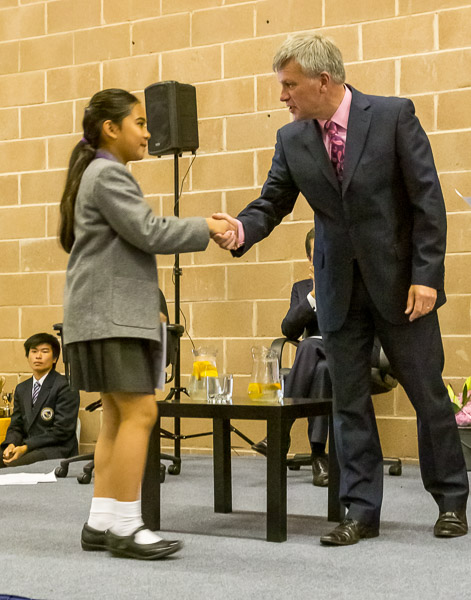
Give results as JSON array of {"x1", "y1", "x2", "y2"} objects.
[
  {"x1": 253, "y1": 228, "x2": 331, "y2": 487},
  {"x1": 1, "y1": 333, "x2": 80, "y2": 468}
]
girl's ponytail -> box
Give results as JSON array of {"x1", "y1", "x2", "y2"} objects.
[
  {"x1": 58, "y1": 88, "x2": 139, "y2": 253},
  {"x1": 59, "y1": 140, "x2": 96, "y2": 253}
]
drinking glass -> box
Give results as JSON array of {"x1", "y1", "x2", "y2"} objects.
[{"x1": 208, "y1": 374, "x2": 233, "y2": 403}]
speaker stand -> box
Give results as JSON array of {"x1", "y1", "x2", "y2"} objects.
[
  {"x1": 164, "y1": 153, "x2": 186, "y2": 460},
  {"x1": 161, "y1": 154, "x2": 255, "y2": 468}
]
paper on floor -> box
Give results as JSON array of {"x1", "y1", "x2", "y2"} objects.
[{"x1": 0, "y1": 470, "x2": 57, "y2": 485}]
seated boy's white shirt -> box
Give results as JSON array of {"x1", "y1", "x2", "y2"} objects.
[{"x1": 306, "y1": 293, "x2": 322, "y2": 339}]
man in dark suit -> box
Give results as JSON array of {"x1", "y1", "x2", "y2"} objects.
[
  {"x1": 1, "y1": 333, "x2": 80, "y2": 468},
  {"x1": 213, "y1": 33, "x2": 469, "y2": 544},
  {"x1": 252, "y1": 227, "x2": 331, "y2": 486}
]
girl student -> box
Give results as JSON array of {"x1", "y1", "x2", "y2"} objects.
[{"x1": 59, "y1": 88, "x2": 234, "y2": 560}]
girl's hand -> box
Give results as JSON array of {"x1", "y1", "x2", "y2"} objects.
[
  {"x1": 206, "y1": 217, "x2": 238, "y2": 249},
  {"x1": 207, "y1": 213, "x2": 240, "y2": 250},
  {"x1": 206, "y1": 217, "x2": 233, "y2": 235}
]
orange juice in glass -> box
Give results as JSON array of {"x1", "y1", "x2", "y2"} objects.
[
  {"x1": 248, "y1": 382, "x2": 282, "y2": 400},
  {"x1": 248, "y1": 346, "x2": 281, "y2": 401},
  {"x1": 188, "y1": 346, "x2": 219, "y2": 400}
]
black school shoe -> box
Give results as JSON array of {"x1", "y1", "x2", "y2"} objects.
[
  {"x1": 434, "y1": 511, "x2": 468, "y2": 538},
  {"x1": 251, "y1": 437, "x2": 267, "y2": 456},
  {"x1": 81, "y1": 523, "x2": 108, "y2": 551},
  {"x1": 320, "y1": 518, "x2": 380, "y2": 546},
  {"x1": 106, "y1": 526, "x2": 183, "y2": 560}
]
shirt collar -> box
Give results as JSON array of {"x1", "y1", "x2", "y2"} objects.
[
  {"x1": 95, "y1": 149, "x2": 120, "y2": 162},
  {"x1": 317, "y1": 85, "x2": 352, "y2": 131},
  {"x1": 33, "y1": 371, "x2": 50, "y2": 387}
]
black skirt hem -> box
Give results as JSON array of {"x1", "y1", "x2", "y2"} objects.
[{"x1": 66, "y1": 337, "x2": 164, "y2": 394}]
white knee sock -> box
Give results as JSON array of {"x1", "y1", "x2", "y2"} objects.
[
  {"x1": 87, "y1": 497, "x2": 116, "y2": 531},
  {"x1": 111, "y1": 500, "x2": 163, "y2": 544}
]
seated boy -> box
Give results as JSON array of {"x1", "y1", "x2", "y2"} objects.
[
  {"x1": 252, "y1": 228, "x2": 331, "y2": 486},
  {"x1": 1, "y1": 333, "x2": 80, "y2": 468}
]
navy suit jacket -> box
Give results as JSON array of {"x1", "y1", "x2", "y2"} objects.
[
  {"x1": 234, "y1": 86, "x2": 446, "y2": 332},
  {"x1": 281, "y1": 279, "x2": 320, "y2": 340},
  {"x1": 1, "y1": 369, "x2": 80, "y2": 458}
]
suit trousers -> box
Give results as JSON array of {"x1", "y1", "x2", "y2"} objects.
[
  {"x1": 322, "y1": 263, "x2": 469, "y2": 526},
  {"x1": 284, "y1": 337, "x2": 330, "y2": 446}
]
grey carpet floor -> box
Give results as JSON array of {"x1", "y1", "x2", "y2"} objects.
[{"x1": 0, "y1": 456, "x2": 469, "y2": 600}]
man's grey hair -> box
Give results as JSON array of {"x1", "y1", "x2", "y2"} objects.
[{"x1": 273, "y1": 33, "x2": 346, "y2": 84}]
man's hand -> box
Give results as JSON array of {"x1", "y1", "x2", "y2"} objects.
[
  {"x1": 210, "y1": 212, "x2": 240, "y2": 250},
  {"x1": 405, "y1": 284, "x2": 437, "y2": 322},
  {"x1": 3, "y1": 444, "x2": 27, "y2": 465}
]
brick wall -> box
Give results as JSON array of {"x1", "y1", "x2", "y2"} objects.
[{"x1": 1, "y1": 0, "x2": 470, "y2": 460}]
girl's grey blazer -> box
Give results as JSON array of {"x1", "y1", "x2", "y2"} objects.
[{"x1": 63, "y1": 157, "x2": 209, "y2": 345}]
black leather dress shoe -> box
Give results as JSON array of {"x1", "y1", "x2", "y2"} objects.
[
  {"x1": 320, "y1": 518, "x2": 379, "y2": 546},
  {"x1": 106, "y1": 526, "x2": 183, "y2": 560},
  {"x1": 81, "y1": 523, "x2": 107, "y2": 551},
  {"x1": 251, "y1": 437, "x2": 267, "y2": 456},
  {"x1": 434, "y1": 511, "x2": 468, "y2": 538},
  {"x1": 311, "y1": 455, "x2": 329, "y2": 487}
]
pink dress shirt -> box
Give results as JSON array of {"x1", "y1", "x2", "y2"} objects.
[
  {"x1": 236, "y1": 86, "x2": 353, "y2": 247},
  {"x1": 317, "y1": 85, "x2": 352, "y2": 154}
]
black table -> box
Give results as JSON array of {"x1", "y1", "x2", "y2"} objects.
[{"x1": 142, "y1": 395, "x2": 343, "y2": 542}]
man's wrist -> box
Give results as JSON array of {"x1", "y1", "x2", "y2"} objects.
[{"x1": 236, "y1": 220, "x2": 245, "y2": 249}]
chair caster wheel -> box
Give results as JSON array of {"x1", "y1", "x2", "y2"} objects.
[
  {"x1": 160, "y1": 464, "x2": 166, "y2": 484},
  {"x1": 287, "y1": 465, "x2": 301, "y2": 471},
  {"x1": 55, "y1": 465, "x2": 68, "y2": 478},
  {"x1": 168, "y1": 464, "x2": 181, "y2": 475},
  {"x1": 389, "y1": 465, "x2": 402, "y2": 476},
  {"x1": 77, "y1": 472, "x2": 92, "y2": 484}
]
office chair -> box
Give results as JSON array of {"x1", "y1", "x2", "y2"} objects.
[
  {"x1": 271, "y1": 335, "x2": 403, "y2": 476},
  {"x1": 53, "y1": 290, "x2": 183, "y2": 484}
]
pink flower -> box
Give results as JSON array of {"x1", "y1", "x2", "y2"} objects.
[{"x1": 456, "y1": 402, "x2": 471, "y2": 427}]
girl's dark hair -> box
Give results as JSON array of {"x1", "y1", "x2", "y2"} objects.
[{"x1": 59, "y1": 88, "x2": 139, "y2": 253}]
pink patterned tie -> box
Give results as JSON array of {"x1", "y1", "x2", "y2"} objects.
[{"x1": 325, "y1": 120, "x2": 345, "y2": 182}]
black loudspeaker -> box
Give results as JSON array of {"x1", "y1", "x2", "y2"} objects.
[{"x1": 144, "y1": 81, "x2": 199, "y2": 156}]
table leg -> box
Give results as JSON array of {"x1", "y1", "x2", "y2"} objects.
[
  {"x1": 213, "y1": 417, "x2": 232, "y2": 513},
  {"x1": 266, "y1": 415, "x2": 287, "y2": 542},
  {"x1": 141, "y1": 415, "x2": 161, "y2": 531},
  {"x1": 327, "y1": 414, "x2": 344, "y2": 522}
]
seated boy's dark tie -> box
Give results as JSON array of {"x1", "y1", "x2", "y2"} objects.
[{"x1": 32, "y1": 381, "x2": 40, "y2": 405}]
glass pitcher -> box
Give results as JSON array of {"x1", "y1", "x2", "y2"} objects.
[
  {"x1": 188, "y1": 346, "x2": 219, "y2": 400},
  {"x1": 248, "y1": 346, "x2": 281, "y2": 400}
]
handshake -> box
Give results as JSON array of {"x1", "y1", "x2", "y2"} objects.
[{"x1": 205, "y1": 212, "x2": 240, "y2": 251}]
